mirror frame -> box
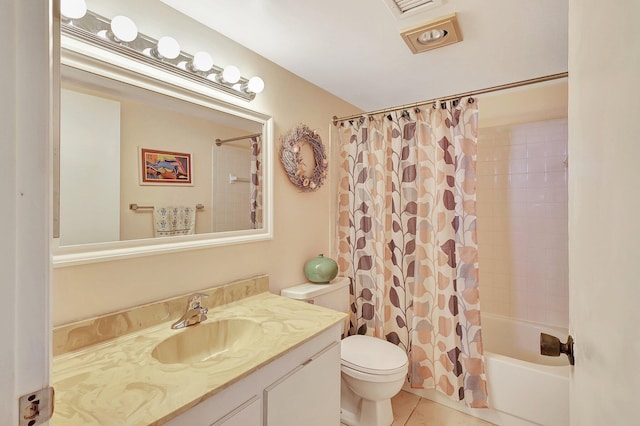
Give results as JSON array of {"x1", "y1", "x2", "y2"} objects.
[{"x1": 53, "y1": 35, "x2": 274, "y2": 267}]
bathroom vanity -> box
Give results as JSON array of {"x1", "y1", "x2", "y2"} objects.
[
  {"x1": 51, "y1": 276, "x2": 346, "y2": 425},
  {"x1": 167, "y1": 328, "x2": 340, "y2": 425}
]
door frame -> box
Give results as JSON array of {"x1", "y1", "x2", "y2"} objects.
[{"x1": 0, "y1": 0, "x2": 53, "y2": 423}]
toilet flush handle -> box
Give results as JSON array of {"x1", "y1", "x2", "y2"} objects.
[{"x1": 540, "y1": 333, "x2": 575, "y2": 365}]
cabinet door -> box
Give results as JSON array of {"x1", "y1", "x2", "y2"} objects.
[
  {"x1": 166, "y1": 393, "x2": 260, "y2": 426},
  {"x1": 213, "y1": 396, "x2": 260, "y2": 426},
  {"x1": 264, "y1": 342, "x2": 341, "y2": 426}
]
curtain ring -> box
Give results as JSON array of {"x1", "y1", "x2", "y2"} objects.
[
  {"x1": 368, "y1": 115, "x2": 374, "y2": 121},
  {"x1": 414, "y1": 107, "x2": 421, "y2": 113},
  {"x1": 468, "y1": 97, "x2": 475, "y2": 104},
  {"x1": 359, "y1": 116, "x2": 365, "y2": 125},
  {"x1": 387, "y1": 114, "x2": 393, "y2": 121}
]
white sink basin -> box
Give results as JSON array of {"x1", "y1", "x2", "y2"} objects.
[{"x1": 152, "y1": 319, "x2": 263, "y2": 364}]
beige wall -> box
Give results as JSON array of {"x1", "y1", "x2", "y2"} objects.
[
  {"x1": 121, "y1": 100, "x2": 215, "y2": 238},
  {"x1": 479, "y1": 81, "x2": 568, "y2": 128},
  {"x1": 53, "y1": 0, "x2": 359, "y2": 325},
  {"x1": 119, "y1": 100, "x2": 247, "y2": 239}
]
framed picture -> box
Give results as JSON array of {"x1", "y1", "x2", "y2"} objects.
[{"x1": 140, "y1": 148, "x2": 193, "y2": 185}]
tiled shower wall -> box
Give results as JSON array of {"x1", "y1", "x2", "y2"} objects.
[{"x1": 477, "y1": 118, "x2": 568, "y2": 327}]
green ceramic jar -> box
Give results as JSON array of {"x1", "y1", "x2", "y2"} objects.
[{"x1": 304, "y1": 254, "x2": 338, "y2": 284}]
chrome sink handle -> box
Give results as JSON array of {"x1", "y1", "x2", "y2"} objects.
[
  {"x1": 171, "y1": 293, "x2": 209, "y2": 329},
  {"x1": 187, "y1": 292, "x2": 209, "y2": 309}
]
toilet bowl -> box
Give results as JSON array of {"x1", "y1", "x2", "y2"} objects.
[
  {"x1": 281, "y1": 279, "x2": 409, "y2": 426},
  {"x1": 339, "y1": 334, "x2": 408, "y2": 426}
]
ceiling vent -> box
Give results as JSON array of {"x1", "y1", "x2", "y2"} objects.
[
  {"x1": 400, "y1": 13, "x2": 462, "y2": 54},
  {"x1": 383, "y1": 0, "x2": 444, "y2": 19}
]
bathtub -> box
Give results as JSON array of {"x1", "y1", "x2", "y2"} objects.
[
  {"x1": 481, "y1": 313, "x2": 570, "y2": 425},
  {"x1": 404, "y1": 313, "x2": 570, "y2": 425}
]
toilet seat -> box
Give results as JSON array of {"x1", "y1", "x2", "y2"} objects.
[
  {"x1": 341, "y1": 363, "x2": 408, "y2": 383},
  {"x1": 341, "y1": 335, "x2": 408, "y2": 376}
]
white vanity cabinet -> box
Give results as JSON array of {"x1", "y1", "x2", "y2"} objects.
[
  {"x1": 164, "y1": 324, "x2": 342, "y2": 426},
  {"x1": 264, "y1": 342, "x2": 341, "y2": 426}
]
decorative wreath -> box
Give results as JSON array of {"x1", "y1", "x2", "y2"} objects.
[{"x1": 279, "y1": 124, "x2": 328, "y2": 192}]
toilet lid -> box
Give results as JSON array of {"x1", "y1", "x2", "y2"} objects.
[{"x1": 341, "y1": 335, "x2": 408, "y2": 375}]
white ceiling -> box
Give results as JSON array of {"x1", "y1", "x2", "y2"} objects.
[{"x1": 159, "y1": 0, "x2": 568, "y2": 112}]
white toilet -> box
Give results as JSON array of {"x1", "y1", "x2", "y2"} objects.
[{"x1": 281, "y1": 277, "x2": 408, "y2": 426}]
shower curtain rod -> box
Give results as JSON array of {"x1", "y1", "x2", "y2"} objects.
[
  {"x1": 332, "y1": 72, "x2": 568, "y2": 126},
  {"x1": 215, "y1": 132, "x2": 262, "y2": 146}
]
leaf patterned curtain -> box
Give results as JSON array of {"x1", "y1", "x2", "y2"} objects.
[
  {"x1": 249, "y1": 135, "x2": 263, "y2": 229},
  {"x1": 336, "y1": 99, "x2": 488, "y2": 408}
]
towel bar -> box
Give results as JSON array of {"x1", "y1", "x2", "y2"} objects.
[
  {"x1": 129, "y1": 203, "x2": 205, "y2": 211},
  {"x1": 229, "y1": 174, "x2": 250, "y2": 184}
]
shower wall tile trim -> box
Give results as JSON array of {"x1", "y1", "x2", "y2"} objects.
[{"x1": 477, "y1": 118, "x2": 569, "y2": 327}]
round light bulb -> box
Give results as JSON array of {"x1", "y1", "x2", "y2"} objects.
[
  {"x1": 221, "y1": 65, "x2": 241, "y2": 84},
  {"x1": 155, "y1": 36, "x2": 181, "y2": 59},
  {"x1": 110, "y1": 16, "x2": 138, "y2": 42},
  {"x1": 246, "y1": 76, "x2": 264, "y2": 94},
  {"x1": 191, "y1": 51, "x2": 213, "y2": 72},
  {"x1": 60, "y1": 0, "x2": 87, "y2": 20}
]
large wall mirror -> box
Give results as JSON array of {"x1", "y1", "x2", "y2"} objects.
[{"x1": 53, "y1": 32, "x2": 273, "y2": 267}]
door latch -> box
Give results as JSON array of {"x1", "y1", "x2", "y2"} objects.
[{"x1": 19, "y1": 387, "x2": 54, "y2": 426}]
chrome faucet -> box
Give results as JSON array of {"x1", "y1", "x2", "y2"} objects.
[{"x1": 171, "y1": 293, "x2": 209, "y2": 329}]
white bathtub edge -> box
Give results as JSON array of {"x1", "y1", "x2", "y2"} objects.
[{"x1": 401, "y1": 385, "x2": 537, "y2": 426}]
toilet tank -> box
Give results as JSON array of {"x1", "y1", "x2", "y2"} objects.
[{"x1": 281, "y1": 277, "x2": 350, "y2": 314}]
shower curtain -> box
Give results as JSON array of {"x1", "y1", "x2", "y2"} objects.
[
  {"x1": 249, "y1": 135, "x2": 263, "y2": 229},
  {"x1": 336, "y1": 99, "x2": 488, "y2": 407}
]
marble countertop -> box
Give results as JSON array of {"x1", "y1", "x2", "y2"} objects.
[{"x1": 52, "y1": 291, "x2": 346, "y2": 425}]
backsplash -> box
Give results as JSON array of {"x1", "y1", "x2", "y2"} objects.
[
  {"x1": 52, "y1": 275, "x2": 269, "y2": 356},
  {"x1": 477, "y1": 118, "x2": 568, "y2": 327}
]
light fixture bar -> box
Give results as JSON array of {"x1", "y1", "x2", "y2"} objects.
[{"x1": 60, "y1": 10, "x2": 260, "y2": 101}]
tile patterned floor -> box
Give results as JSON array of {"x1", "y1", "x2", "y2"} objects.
[{"x1": 391, "y1": 391, "x2": 495, "y2": 426}]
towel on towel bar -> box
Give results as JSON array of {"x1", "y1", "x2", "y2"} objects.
[{"x1": 153, "y1": 206, "x2": 196, "y2": 237}]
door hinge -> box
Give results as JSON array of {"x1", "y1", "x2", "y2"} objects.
[{"x1": 19, "y1": 387, "x2": 54, "y2": 426}]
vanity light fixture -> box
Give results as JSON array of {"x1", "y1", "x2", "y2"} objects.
[
  {"x1": 60, "y1": 9, "x2": 265, "y2": 101},
  {"x1": 244, "y1": 76, "x2": 265, "y2": 94},
  {"x1": 215, "y1": 65, "x2": 241, "y2": 84},
  {"x1": 60, "y1": 0, "x2": 87, "y2": 21},
  {"x1": 188, "y1": 51, "x2": 214, "y2": 73},
  {"x1": 151, "y1": 36, "x2": 181, "y2": 60},
  {"x1": 109, "y1": 15, "x2": 138, "y2": 43}
]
